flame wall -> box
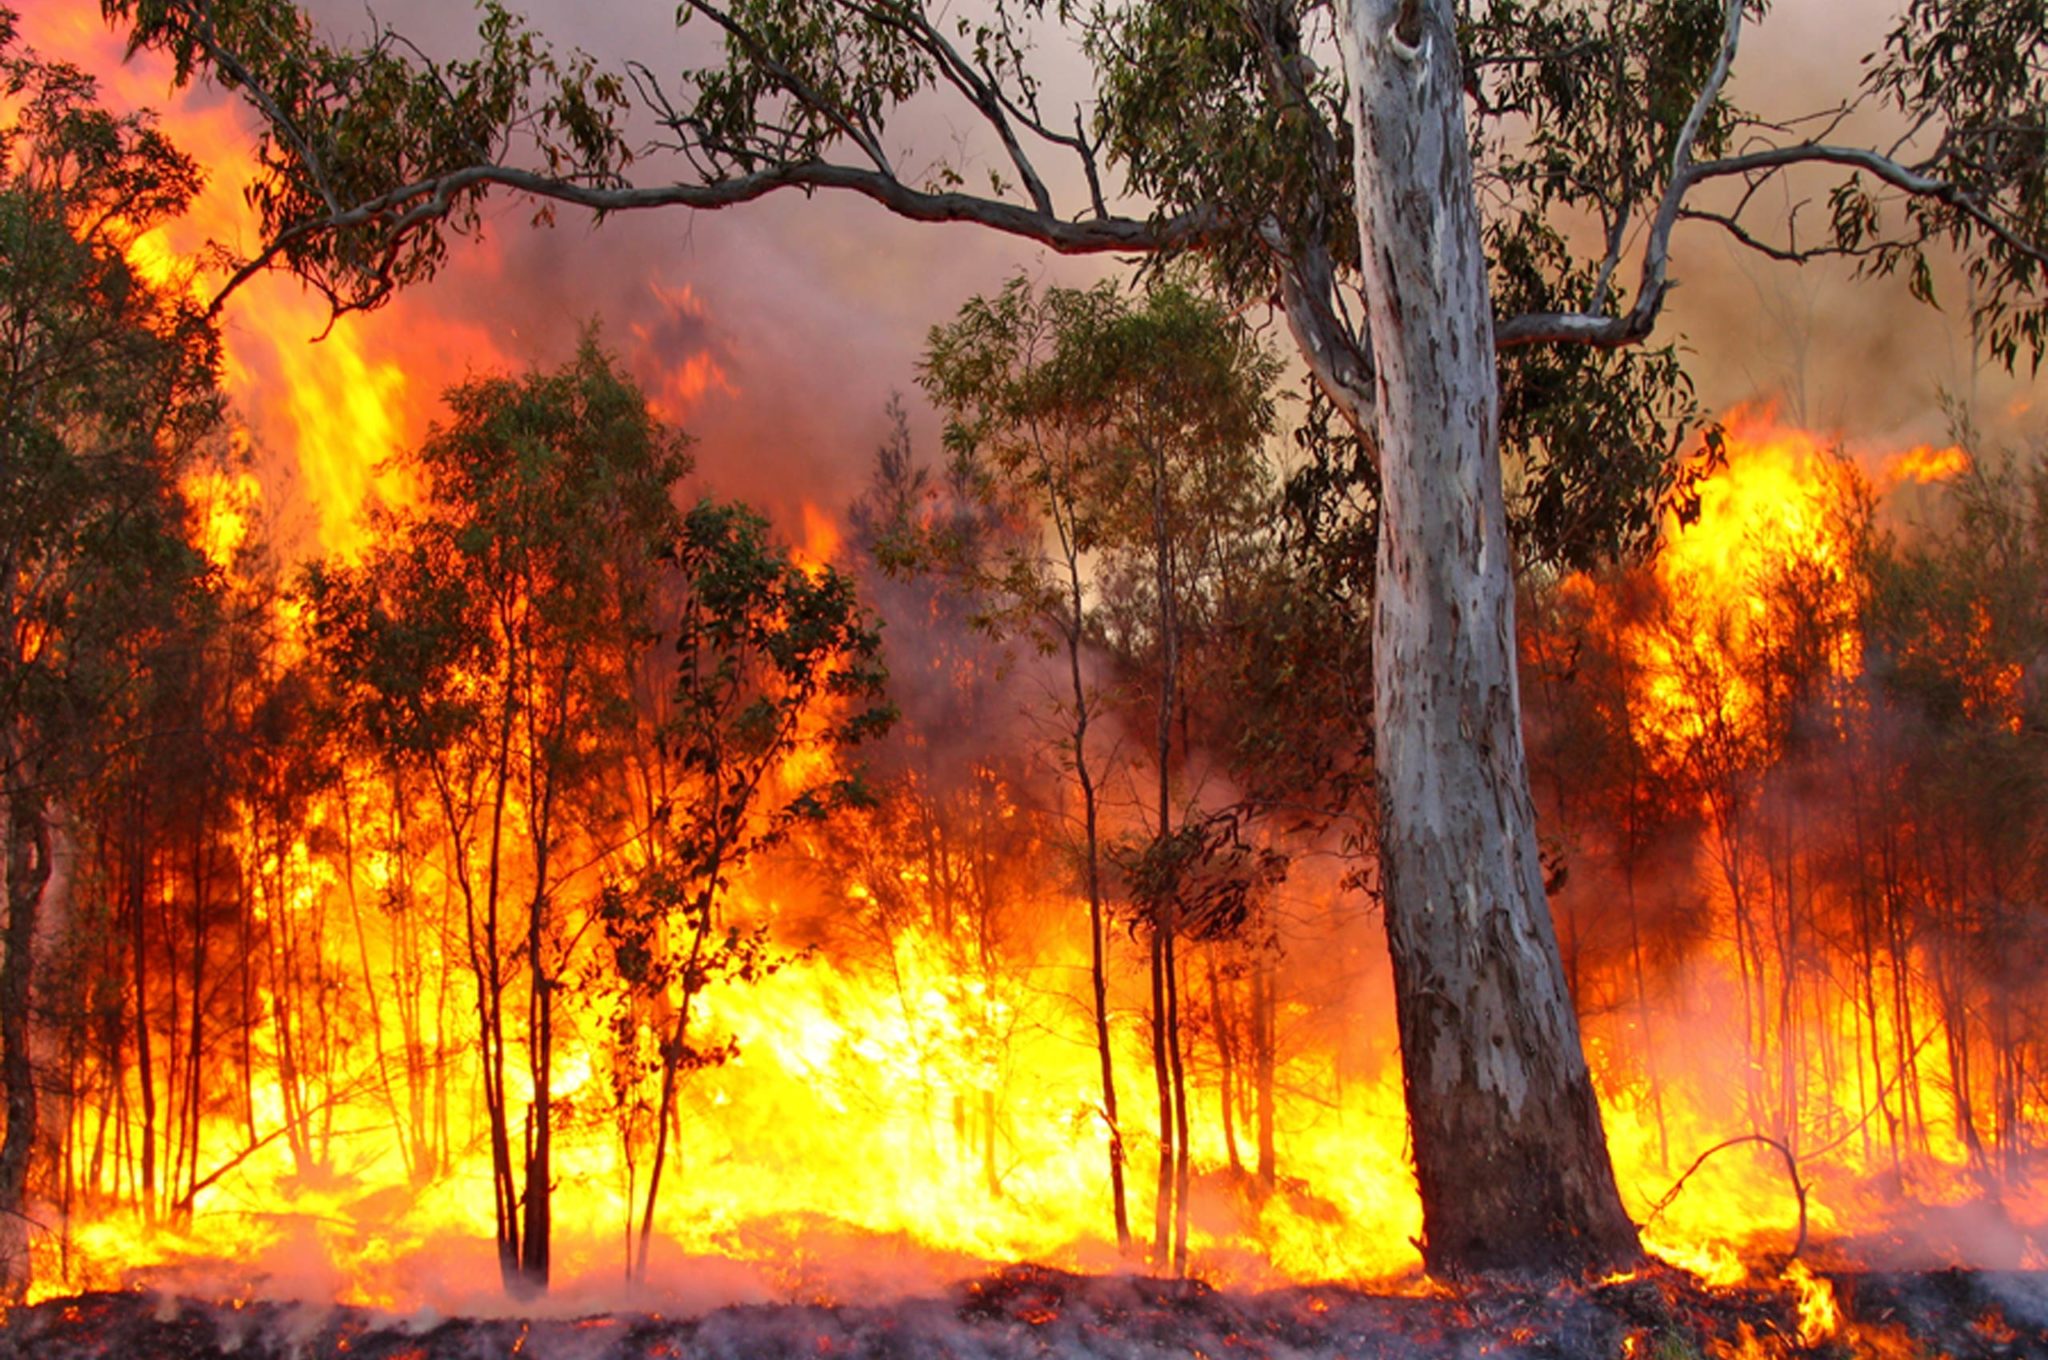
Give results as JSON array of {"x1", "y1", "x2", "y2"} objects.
[{"x1": 12, "y1": 9, "x2": 2048, "y2": 1318}]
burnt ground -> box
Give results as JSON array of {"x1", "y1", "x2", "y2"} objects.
[{"x1": 0, "y1": 1263, "x2": 2044, "y2": 1359}]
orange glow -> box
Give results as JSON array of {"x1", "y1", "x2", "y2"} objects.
[
  {"x1": 1622, "y1": 406, "x2": 1866, "y2": 772},
  {"x1": 1539, "y1": 407, "x2": 2048, "y2": 1291},
  {"x1": 1881, "y1": 442, "x2": 1971, "y2": 486},
  {"x1": 633, "y1": 281, "x2": 737, "y2": 423},
  {"x1": 794, "y1": 502, "x2": 843, "y2": 578},
  {"x1": 183, "y1": 459, "x2": 262, "y2": 574},
  {"x1": 18, "y1": 12, "x2": 2047, "y2": 1334},
  {"x1": 27, "y1": 11, "x2": 499, "y2": 559},
  {"x1": 1786, "y1": 1260, "x2": 1839, "y2": 1345}
]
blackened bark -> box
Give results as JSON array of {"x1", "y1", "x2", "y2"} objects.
[
  {"x1": 0, "y1": 777, "x2": 50, "y2": 1299},
  {"x1": 1339, "y1": 0, "x2": 1640, "y2": 1275}
]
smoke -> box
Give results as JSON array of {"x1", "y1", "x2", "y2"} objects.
[{"x1": 1665, "y1": 2, "x2": 2048, "y2": 458}]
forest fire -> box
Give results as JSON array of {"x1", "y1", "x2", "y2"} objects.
[
  {"x1": 8, "y1": 3, "x2": 2048, "y2": 1358},
  {"x1": 8, "y1": 360, "x2": 2044, "y2": 1337}
]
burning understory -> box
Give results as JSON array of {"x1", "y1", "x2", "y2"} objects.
[
  {"x1": 8, "y1": 12, "x2": 2048, "y2": 1359},
  {"x1": 8, "y1": 1262, "x2": 2048, "y2": 1360},
  {"x1": 7, "y1": 380, "x2": 2048, "y2": 1356}
]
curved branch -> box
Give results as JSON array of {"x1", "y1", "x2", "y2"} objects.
[
  {"x1": 209, "y1": 160, "x2": 1218, "y2": 317},
  {"x1": 1691, "y1": 142, "x2": 2048, "y2": 272},
  {"x1": 1495, "y1": 0, "x2": 1746, "y2": 350},
  {"x1": 1262, "y1": 216, "x2": 1375, "y2": 439},
  {"x1": 1643, "y1": 1133, "x2": 1809, "y2": 1263}
]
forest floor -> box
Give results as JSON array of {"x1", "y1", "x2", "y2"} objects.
[{"x1": 0, "y1": 1262, "x2": 2044, "y2": 1359}]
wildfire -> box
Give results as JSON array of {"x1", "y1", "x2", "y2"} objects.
[
  {"x1": 1785, "y1": 1260, "x2": 1839, "y2": 1345},
  {"x1": 1882, "y1": 442, "x2": 1972, "y2": 486},
  {"x1": 1536, "y1": 406, "x2": 2048, "y2": 1299},
  {"x1": 1624, "y1": 406, "x2": 1868, "y2": 768},
  {"x1": 11, "y1": 9, "x2": 2047, "y2": 1338}
]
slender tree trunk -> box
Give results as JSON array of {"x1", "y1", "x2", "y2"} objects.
[
  {"x1": 128, "y1": 809, "x2": 156, "y2": 1227},
  {"x1": 1148, "y1": 925, "x2": 1172, "y2": 1265},
  {"x1": 634, "y1": 899, "x2": 714, "y2": 1283},
  {"x1": 1339, "y1": 0, "x2": 1639, "y2": 1274},
  {"x1": 1251, "y1": 954, "x2": 1277, "y2": 1193},
  {"x1": 520, "y1": 912, "x2": 552, "y2": 1296},
  {"x1": 1167, "y1": 936, "x2": 1191, "y2": 1277},
  {"x1": 1207, "y1": 945, "x2": 1242, "y2": 1179},
  {"x1": 1060, "y1": 535, "x2": 1128, "y2": 1252},
  {"x1": 0, "y1": 775, "x2": 51, "y2": 1300}
]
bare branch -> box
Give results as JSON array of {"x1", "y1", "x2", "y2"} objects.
[
  {"x1": 1677, "y1": 206, "x2": 1873, "y2": 264},
  {"x1": 207, "y1": 159, "x2": 1217, "y2": 317},
  {"x1": 680, "y1": 0, "x2": 896, "y2": 179},
  {"x1": 1694, "y1": 142, "x2": 2048, "y2": 272},
  {"x1": 1496, "y1": 0, "x2": 1746, "y2": 349},
  {"x1": 835, "y1": 0, "x2": 1058, "y2": 218}
]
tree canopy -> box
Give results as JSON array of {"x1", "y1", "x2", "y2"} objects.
[{"x1": 95, "y1": 0, "x2": 2048, "y2": 1279}]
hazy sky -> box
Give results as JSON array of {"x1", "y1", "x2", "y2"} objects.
[{"x1": 30, "y1": 0, "x2": 2047, "y2": 550}]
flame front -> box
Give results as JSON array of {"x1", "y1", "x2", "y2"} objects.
[{"x1": 12, "y1": 9, "x2": 2048, "y2": 1329}]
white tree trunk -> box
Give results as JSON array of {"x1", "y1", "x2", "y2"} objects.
[{"x1": 1339, "y1": 0, "x2": 1640, "y2": 1274}]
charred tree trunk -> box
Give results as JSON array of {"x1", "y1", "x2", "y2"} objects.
[
  {"x1": 1207, "y1": 945, "x2": 1242, "y2": 1179},
  {"x1": 634, "y1": 893, "x2": 715, "y2": 1284},
  {"x1": 1147, "y1": 925, "x2": 1172, "y2": 1265},
  {"x1": 0, "y1": 775, "x2": 51, "y2": 1300},
  {"x1": 1250, "y1": 953, "x2": 1277, "y2": 1193},
  {"x1": 127, "y1": 802, "x2": 156, "y2": 1227},
  {"x1": 1338, "y1": 0, "x2": 1640, "y2": 1275},
  {"x1": 520, "y1": 957, "x2": 552, "y2": 1295}
]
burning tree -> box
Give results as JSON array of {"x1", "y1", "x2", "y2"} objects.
[
  {"x1": 919, "y1": 277, "x2": 1281, "y2": 1271},
  {"x1": 0, "y1": 19, "x2": 223, "y2": 1299},
  {"x1": 838, "y1": 401, "x2": 1050, "y2": 1214},
  {"x1": 92, "y1": 0, "x2": 2048, "y2": 1276},
  {"x1": 300, "y1": 335, "x2": 692, "y2": 1296},
  {"x1": 605, "y1": 497, "x2": 891, "y2": 1283}
]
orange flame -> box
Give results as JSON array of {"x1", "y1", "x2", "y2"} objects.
[{"x1": 20, "y1": 10, "x2": 2048, "y2": 1325}]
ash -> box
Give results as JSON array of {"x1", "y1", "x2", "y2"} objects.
[{"x1": 3, "y1": 1262, "x2": 2043, "y2": 1359}]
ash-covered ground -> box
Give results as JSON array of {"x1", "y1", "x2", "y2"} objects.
[{"x1": 5, "y1": 1263, "x2": 2048, "y2": 1360}]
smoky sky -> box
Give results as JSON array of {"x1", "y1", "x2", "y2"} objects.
[
  {"x1": 373, "y1": 0, "x2": 2047, "y2": 497},
  {"x1": 37, "y1": 0, "x2": 2048, "y2": 546}
]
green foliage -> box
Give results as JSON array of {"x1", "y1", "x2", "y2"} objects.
[
  {"x1": 0, "y1": 11, "x2": 222, "y2": 787},
  {"x1": 1863, "y1": 0, "x2": 2048, "y2": 370},
  {"x1": 596, "y1": 495, "x2": 890, "y2": 1205},
  {"x1": 921, "y1": 273, "x2": 1279, "y2": 631},
  {"x1": 109, "y1": 0, "x2": 631, "y2": 313},
  {"x1": 1463, "y1": 0, "x2": 1734, "y2": 570},
  {"x1": 301, "y1": 331, "x2": 690, "y2": 805},
  {"x1": 1109, "y1": 810, "x2": 1286, "y2": 943},
  {"x1": 662, "y1": 497, "x2": 893, "y2": 837},
  {"x1": 1489, "y1": 213, "x2": 1704, "y2": 570},
  {"x1": 600, "y1": 494, "x2": 889, "y2": 999},
  {"x1": 1864, "y1": 443, "x2": 2048, "y2": 732},
  {"x1": 1090, "y1": 0, "x2": 1354, "y2": 299},
  {"x1": 1464, "y1": 0, "x2": 1747, "y2": 225},
  {"x1": 105, "y1": 0, "x2": 2048, "y2": 570}
]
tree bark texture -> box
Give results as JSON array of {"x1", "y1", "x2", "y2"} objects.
[
  {"x1": 1339, "y1": 0, "x2": 1641, "y2": 1274},
  {"x1": 0, "y1": 775, "x2": 50, "y2": 1300}
]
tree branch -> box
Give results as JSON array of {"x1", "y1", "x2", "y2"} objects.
[
  {"x1": 1495, "y1": 0, "x2": 1747, "y2": 350},
  {"x1": 208, "y1": 159, "x2": 1217, "y2": 317}
]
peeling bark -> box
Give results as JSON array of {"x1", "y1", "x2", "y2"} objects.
[{"x1": 1338, "y1": 0, "x2": 1640, "y2": 1274}]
